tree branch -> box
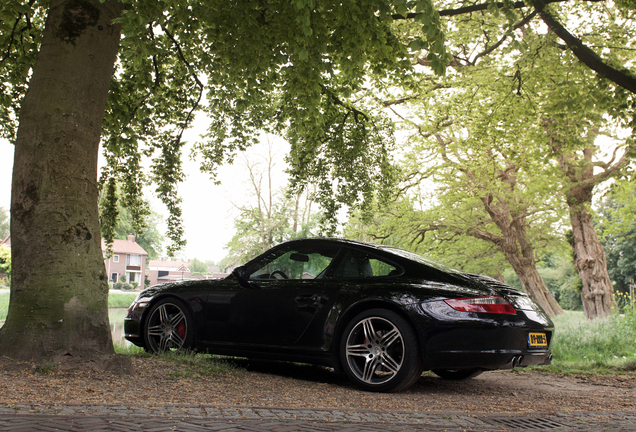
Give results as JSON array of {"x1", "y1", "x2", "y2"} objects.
[
  {"x1": 391, "y1": 0, "x2": 598, "y2": 20},
  {"x1": 533, "y1": 0, "x2": 636, "y2": 94}
]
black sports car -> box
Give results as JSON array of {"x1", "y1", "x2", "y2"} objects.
[{"x1": 124, "y1": 238, "x2": 553, "y2": 392}]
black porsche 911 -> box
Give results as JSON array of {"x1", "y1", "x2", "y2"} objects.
[{"x1": 124, "y1": 238, "x2": 553, "y2": 392}]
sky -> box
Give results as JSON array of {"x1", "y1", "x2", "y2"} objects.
[{"x1": 0, "y1": 126, "x2": 290, "y2": 263}]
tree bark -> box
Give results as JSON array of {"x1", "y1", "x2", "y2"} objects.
[
  {"x1": 569, "y1": 203, "x2": 615, "y2": 318},
  {"x1": 555, "y1": 143, "x2": 618, "y2": 319},
  {"x1": 501, "y1": 242, "x2": 564, "y2": 317},
  {"x1": 474, "y1": 171, "x2": 563, "y2": 316},
  {"x1": 0, "y1": 0, "x2": 124, "y2": 362}
]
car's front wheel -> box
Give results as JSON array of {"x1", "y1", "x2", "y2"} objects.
[
  {"x1": 340, "y1": 309, "x2": 423, "y2": 392},
  {"x1": 143, "y1": 298, "x2": 194, "y2": 353}
]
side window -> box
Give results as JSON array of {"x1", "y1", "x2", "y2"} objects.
[
  {"x1": 249, "y1": 247, "x2": 337, "y2": 280},
  {"x1": 331, "y1": 249, "x2": 399, "y2": 278}
]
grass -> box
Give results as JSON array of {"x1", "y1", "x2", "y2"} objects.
[
  {"x1": 159, "y1": 351, "x2": 239, "y2": 377},
  {"x1": 0, "y1": 291, "x2": 8, "y2": 321},
  {"x1": 107, "y1": 291, "x2": 138, "y2": 308},
  {"x1": 0, "y1": 291, "x2": 137, "y2": 321},
  {"x1": 114, "y1": 343, "x2": 239, "y2": 377},
  {"x1": 534, "y1": 309, "x2": 636, "y2": 375}
]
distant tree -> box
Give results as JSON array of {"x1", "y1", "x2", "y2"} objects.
[
  {"x1": 0, "y1": 207, "x2": 8, "y2": 239},
  {"x1": 596, "y1": 179, "x2": 636, "y2": 296},
  {"x1": 224, "y1": 141, "x2": 323, "y2": 265},
  {"x1": 99, "y1": 182, "x2": 164, "y2": 260},
  {"x1": 113, "y1": 207, "x2": 164, "y2": 261},
  {"x1": 0, "y1": 246, "x2": 10, "y2": 278},
  {"x1": 189, "y1": 258, "x2": 215, "y2": 275}
]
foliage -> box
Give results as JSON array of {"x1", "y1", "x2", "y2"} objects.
[
  {"x1": 114, "y1": 207, "x2": 164, "y2": 261},
  {"x1": 223, "y1": 143, "x2": 324, "y2": 265},
  {"x1": 100, "y1": 184, "x2": 165, "y2": 260},
  {"x1": 0, "y1": 246, "x2": 10, "y2": 279},
  {"x1": 0, "y1": 207, "x2": 8, "y2": 239},
  {"x1": 345, "y1": 199, "x2": 513, "y2": 279},
  {"x1": 189, "y1": 258, "x2": 215, "y2": 276},
  {"x1": 112, "y1": 281, "x2": 134, "y2": 291},
  {"x1": 596, "y1": 179, "x2": 636, "y2": 295},
  {"x1": 2, "y1": 0, "x2": 636, "y2": 358},
  {"x1": 503, "y1": 254, "x2": 583, "y2": 311}
]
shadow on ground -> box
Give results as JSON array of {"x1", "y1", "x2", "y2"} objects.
[{"x1": 221, "y1": 357, "x2": 353, "y2": 386}]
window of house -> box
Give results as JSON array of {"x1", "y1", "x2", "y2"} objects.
[
  {"x1": 126, "y1": 271, "x2": 141, "y2": 284},
  {"x1": 126, "y1": 254, "x2": 141, "y2": 266},
  {"x1": 113, "y1": 255, "x2": 119, "y2": 263}
]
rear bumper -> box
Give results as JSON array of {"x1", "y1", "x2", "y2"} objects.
[{"x1": 423, "y1": 349, "x2": 552, "y2": 371}]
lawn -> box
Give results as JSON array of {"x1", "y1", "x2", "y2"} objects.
[
  {"x1": 541, "y1": 309, "x2": 636, "y2": 374},
  {"x1": 0, "y1": 290, "x2": 138, "y2": 321}
]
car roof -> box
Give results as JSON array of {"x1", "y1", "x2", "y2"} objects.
[{"x1": 274, "y1": 237, "x2": 460, "y2": 274}]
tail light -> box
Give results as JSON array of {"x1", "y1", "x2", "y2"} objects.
[{"x1": 444, "y1": 296, "x2": 516, "y2": 314}]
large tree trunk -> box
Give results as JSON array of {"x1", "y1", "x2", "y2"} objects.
[
  {"x1": 0, "y1": 0, "x2": 124, "y2": 363},
  {"x1": 569, "y1": 203, "x2": 615, "y2": 318},
  {"x1": 557, "y1": 145, "x2": 616, "y2": 319},
  {"x1": 504, "y1": 250, "x2": 563, "y2": 317},
  {"x1": 479, "y1": 190, "x2": 563, "y2": 317}
]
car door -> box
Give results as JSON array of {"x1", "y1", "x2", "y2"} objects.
[{"x1": 205, "y1": 244, "x2": 339, "y2": 347}]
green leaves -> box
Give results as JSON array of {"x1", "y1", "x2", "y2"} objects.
[{"x1": 0, "y1": 0, "x2": 46, "y2": 142}]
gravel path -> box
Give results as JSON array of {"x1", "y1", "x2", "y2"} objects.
[{"x1": 1, "y1": 357, "x2": 635, "y2": 414}]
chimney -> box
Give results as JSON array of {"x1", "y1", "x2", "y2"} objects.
[{"x1": 127, "y1": 234, "x2": 135, "y2": 243}]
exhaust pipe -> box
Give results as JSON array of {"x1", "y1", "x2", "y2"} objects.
[{"x1": 510, "y1": 355, "x2": 525, "y2": 368}]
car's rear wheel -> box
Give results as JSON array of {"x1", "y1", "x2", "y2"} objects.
[
  {"x1": 144, "y1": 298, "x2": 194, "y2": 353},
  {"x1": 432, "y1": 368, "x2": 483, "y2": 380},
  {"x1": 340, "y1": 309, "x2": 423, "y2": 392}
]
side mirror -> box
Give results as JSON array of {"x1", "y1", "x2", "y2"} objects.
[
  {"x1": 232, "y1": 265, "x2": 249, "y2": 282},
  {"x1": 232, "y1": 265, "x2": 256, "y2": 289}
]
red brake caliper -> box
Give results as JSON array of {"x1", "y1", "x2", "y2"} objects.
[{"x1": 176, "y1": 321, "x2": 186, "y2": 339}]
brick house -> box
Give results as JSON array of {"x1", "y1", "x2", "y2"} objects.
[{"x1": 102, "y1": 235, "x2": 148, "y2": 287}]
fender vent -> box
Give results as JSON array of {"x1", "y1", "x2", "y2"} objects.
[{"x1": 479, "y1": 416, "x2": 566, "y2": 430}]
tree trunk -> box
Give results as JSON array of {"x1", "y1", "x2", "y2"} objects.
[
  {"x1": 479, "y1": 190, "x2": 563, "y2": 317},
  {"x1": 569, "y1": 204, "x2": 615, "y2": 318},
  {"x1": 0, "y1": 0, "x2": 124, "y2": 363},
  {"x1": 504, "y1": 250, "x2": 563, "y2": 317},
  {"x1": 556, "y1": 144, "x2": 616, "y2": 319}
]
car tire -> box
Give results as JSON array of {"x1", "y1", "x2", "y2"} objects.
[
  {"x1": 143, "y1": 297, "x2": 194, "y2": 353},
  {"x1": 432, "y1": 368, "x2": 483, "y2": 380},
  {"x1": 340, "y1": 308, "x2": 424, "y2": 392}
]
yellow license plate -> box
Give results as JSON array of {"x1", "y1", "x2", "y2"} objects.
[{"x1": 528, "y1": 332, "x2": 548, "y2": 347}]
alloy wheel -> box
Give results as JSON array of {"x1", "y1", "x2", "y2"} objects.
[
  {"x1": 344, "y1": 316, "x2": 405, "y2": 385},
  {"x1": 146, "y1": 302, "x2": 188, "y2": 352}
]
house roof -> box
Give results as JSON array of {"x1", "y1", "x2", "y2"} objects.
[
  {"x1": 148, "y1": 259, "x2": 191, "y2": 271},
  {"x1": 0, "y1": 235, "x2": 9, "y2": 248},
  {"x1": 101, "y1": 238, "x2": 148, "y2": 256}
]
